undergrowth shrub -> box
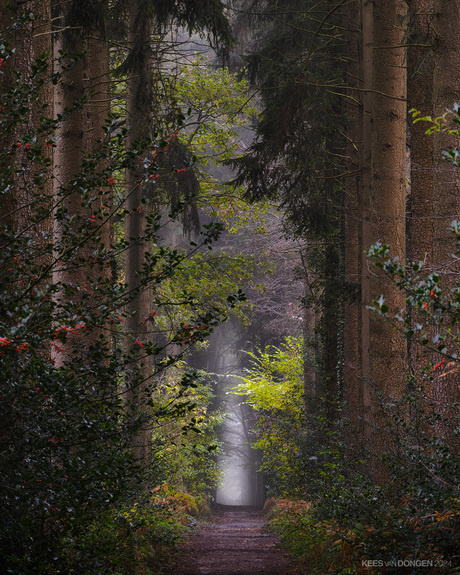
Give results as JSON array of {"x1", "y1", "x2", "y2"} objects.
[
  {"x1": 239, "y1": 339, "x2": 460, "y2": 573},
  {"x1": 57, "y1": 487, "x2": 203, "y2": 575},
  {"x1": 267, "y1": 498, "x2": 360, "y2": 575},
  {"x1": 0, "y1": 14, "x2": 232, "y2": 573},
  {"x1": 260, "y1": 375, "x2": 459, "y2": 573},
  {"x1": 267, "y1": 495, "x2": 459, "y2": 575},
  {"x1": 261, "y1": 252, "x2": 460, "y2": 574}
]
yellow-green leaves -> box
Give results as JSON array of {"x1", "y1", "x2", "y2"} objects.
[{"x1": 233, "y1": 337, "x2": 304, "y2": 412}]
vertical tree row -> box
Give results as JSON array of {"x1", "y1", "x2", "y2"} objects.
[
  {"x1": 1, "y1": 2, "x2": 239, "y2": 570},
  {"x1": 357, "y1": 0, "x2": 408, "y2": 479},
  {"x1": 233, "y1": 0, "x2": 459, "y2": 480},
  {"x1": 351, "y1": 0, "x2": 460, "y2": 466}
]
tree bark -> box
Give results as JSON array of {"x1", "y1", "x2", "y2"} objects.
[
  {"x1": 408, "y1": 0, "x2": 434, "y2": 267},
  {"x1": 343, "y1": 0, "x2": 363, "y2": 449},
  {"x1": 431, "y1": 0, "x2": 460, "y2": 451},
  {"x1": 124, "y1": 0, "x2": 154, "y2": 462},
  {"x1": 52, "y1": 0, "x2": 111, "y2": 366},
  {"x1": 407, "y1": 0, "x2": 434, "y2": 410},
  {"x1": 361, "y1": 0, "x2": 408, "y2": 481}
]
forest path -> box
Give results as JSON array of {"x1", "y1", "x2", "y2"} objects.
[{"x1": 169, "y1": 504, "x2": 301, "y2": 575}]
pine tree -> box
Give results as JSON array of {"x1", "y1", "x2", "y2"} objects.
[
  {"x1": 360, "y1": 0, "x2": 408, "y2": 481},
  {"x1": 52, "y1": 0, "x2": 111, "y2": 366},
  {"x1": 431, "y1": 0, "x2": 460, "y2": 450},
  {"x1": 231, "y1": 0, "x2": 347, "y2": 422},
  {"x1": 118, "y1": 0, "x2": 234, "y2": 462}
]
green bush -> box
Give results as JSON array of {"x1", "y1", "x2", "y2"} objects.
[
  {"x1": 57, "y1": 499, "x2": 188, "y2": 575},
  {"x1": 0, "y1": 24, "x2": 231, "y2": 574}
]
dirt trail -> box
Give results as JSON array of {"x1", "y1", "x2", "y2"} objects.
[{"x1": 170, "y1": 505, "x2": 300, "y2": 575}]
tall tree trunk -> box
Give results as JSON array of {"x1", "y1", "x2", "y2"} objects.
[
  {"x1": 408, "y1": 0, "x2": 434, "y2": 267},
  {"x1": 360, "y1": 0, "x2": 375, "y2": 475},
  {"x1": 124, "y1": 1, "x2": 154, "y2": 462},
  {"x1": 431, "y1": 0, "x2": 460, "y2": 451},
  {"x1": 361, "y1": 0, "x2": 408, "y2": 481},
  {"x1": 13, "y1": 0, "x2": 53, "y2": 240},
  {"x1": 342, "y1": 0, "x2": 363, "y2": 450},
  {"x1": 52, "y1": 1, "x2": 111, "y2": 365},
  {"x1": 407, "y1": 0, "x2": 434, "y2": 409}
]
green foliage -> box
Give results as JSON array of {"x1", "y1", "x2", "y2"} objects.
[
  {"x1": 238, "y1": 241, "x2": 460, "y2": 572},
  {"x1": 259, "y1": 238, "x2": 460, "y2": 574},
  {"x1": 58, "y1": 487, "x2": 208, "y2": 575},
  {"x1": 411, "y1": 103, "x2": 460, "y2": 167},
  {"x1": 57, "y1": 502, "x2": 186, "y2": 575},
  {"x1": 145, "y1": 54, "x2": 278, "y2": 332},
  {"x1": 167, "y1": 54, "x2": 267, "y2": 228},
  {"x1": 175, "y1": 56, "x2": 256, "y2": 167},
  {"x1": 159, "y1": 250, "x2": 253, "y2": 329},
  {"x1": 149, "y1": 365, "x2": 224, "y2": 498},
  {"x1": 267, "y1": 499, "x2": 361, "y2": 575},
  {"x1": 0, "y1": 15, "x2": 242, "y2": 574},
  {"x1": 257, "y1": 280, "x2": 460, "y2": 574},
  {"x1": 233, "y1": 337, "x2": 308, "y2": 495},
  {"x1": 267, "y1": 494, "x2": 459, "y2": 574},
  {"x1": 368, "y1": 229, "x2": 460, "y2": 379},
  {"x1": 234, "y1": 336, "x2": 303, "y2": 411}
]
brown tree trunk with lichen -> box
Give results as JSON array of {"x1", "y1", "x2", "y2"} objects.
[
  {"x1": 360, "y1": 0, "x2": 408, "y2": 482},
  {"x1": 407, "y1": 0, "x2": 435, "y2": 427},
  {"x1": 430, "y1": 0, "x2": 460, "y2": 452}
]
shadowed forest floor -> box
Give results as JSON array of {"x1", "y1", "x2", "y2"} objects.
[{"x1": 169, "y1": 505, "x2": 301, "y2": 575}]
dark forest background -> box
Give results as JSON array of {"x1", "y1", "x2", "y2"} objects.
[{"x1": 0, "y1": 1, "x2": 459, "y2": 573}]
